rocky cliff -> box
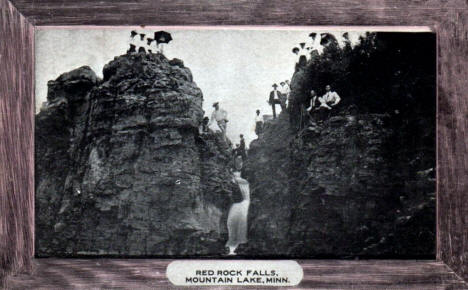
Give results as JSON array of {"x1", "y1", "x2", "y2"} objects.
[
  {"x1": 35, "y1": 53, "x2": 236, "y2": 256},
  {"x1": 242, "y1": 69, "x2": 435, "y2": 258}
]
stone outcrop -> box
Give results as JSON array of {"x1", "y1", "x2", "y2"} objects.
[
  {"x1": 242, "y1": 63, "x2": 435, "y2": 257},
  {"x1": 35, "y1": 53, "x2": 235, "y2": 256},
  {"x1": 36, "y1": 51, "x2": 435, "y2": 258},
  {"x1": 243, "y1": 110, "x2": 435, "y2": 257}
]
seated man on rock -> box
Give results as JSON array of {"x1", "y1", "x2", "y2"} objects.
[
  {"x1": 198, "y1": 117, "x2": 210, "y2": 135},
  {"x1": 306, "y1": 87, "x2": 338, "y2": 123},
  {"x1": 321, "y1": 84, "x2": 341, "y2": 110}
]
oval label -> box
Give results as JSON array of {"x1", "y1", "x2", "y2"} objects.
[{"x1": 166, "y1": 260, "x2": 303, "y2": 286}]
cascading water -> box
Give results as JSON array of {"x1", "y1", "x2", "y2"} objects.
[{"x1": 226, "y1": 171, "x2": 250, "y2": 255}]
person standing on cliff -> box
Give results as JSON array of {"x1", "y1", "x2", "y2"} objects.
[
  {"x1": 292, "y1": 47, "x2": 300, "y2": 68},
  {"x1": 284, "y1": 80, "x2": 291, "y2": 100},
  {"x1": 209, "y1": 102, "x2": 228, "y2": 140},
  {"x1": 239, "y1": 134, "x2": 247, "y2": 161},
  {"x1": 127, "y1": 30, "x2": 138, "y2": 53},
  {"x1": 278, "y1": 82, "x2": 288, "y2": 111},
  {"x1": 268, "y1": 84, "x2": 282, "y2": 119},
  {"x1": 255, "y1": 110, "x2": 263, "y2": 136}
]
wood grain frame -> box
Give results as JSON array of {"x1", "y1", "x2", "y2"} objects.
[{"x1": 1, "y1": 0, "x2": 467, "y2": 287}]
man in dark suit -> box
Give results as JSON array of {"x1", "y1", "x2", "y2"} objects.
[{"x1": 268, "y1": 83, "x2": 282, "y2": 119}]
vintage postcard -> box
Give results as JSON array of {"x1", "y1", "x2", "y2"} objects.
[{"x1": 35, "y1": 27, "x2": 436, "y2": 265}]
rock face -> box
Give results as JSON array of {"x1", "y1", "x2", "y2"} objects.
[
  {"x1": 241, "y1": 113, "x2": 293, "y2": 255},
  {"x1": 36, "y1": 53, "x2": 235, "y2": 256},
  {"x1": 243, "y1": 70, "x2": 435, "y2": 257}
]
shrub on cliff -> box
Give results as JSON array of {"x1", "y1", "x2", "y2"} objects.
[{"x1": 296, "y1": 32, "x2": 436, "y2": 171}]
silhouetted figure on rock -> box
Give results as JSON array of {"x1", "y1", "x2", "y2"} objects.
[
  {"x1": 127, "y1": 30, "x2": 138, "y2": 53},
  {"x1": 154, "y1": 31, "x2": 173, "y2": 54},
  {"x1": 255, "y1": 110, "x2": 263, "y2": 136},
  {"x1": 136, "y1": 33, "x2": 147, "y2": 53},
  {"x1": 268, "y1": 83, "x2": 282, "y2": 119},
  {"x1": 306, "y1": 89, "x2": 324, "y2": 123},
  {"x1": 198, "y1": 116, "x2": 210, "y2": 135},
  {"x1": 279, "y1": 81, "x2": 289, "y2": 110},
  {"x1": 292, "y1": 47, "x2": 300, "y2": 65},
  {"x1": 239, "y1": 134, "x2": 247, "y2": 161}
]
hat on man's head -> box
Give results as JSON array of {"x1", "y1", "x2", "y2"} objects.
[
  {"x1": 280, "y1": 81, "x2": 285, "y2": 85},
  {"x1": 299, "y1": 42, "x2": 306, "y2": 48},
  {"x1": 213, "y1": 102, "x2": 219, "y2": 107},
  {"x1": 272, "y1": 83, "x2": 278, "y2": 88},
  {"x1": 131, "y1": 30, "x2": 138, "y2": 38}
]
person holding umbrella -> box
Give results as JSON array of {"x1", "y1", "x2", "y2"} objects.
[{"x1": 154, "y1": 31, "x2": 173, "y2": 54}]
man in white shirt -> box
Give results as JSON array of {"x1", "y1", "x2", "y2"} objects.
[
  {"x1": 254, "y1": 109, "x2": 263, "y2": 136},
  {"x1": 208, "y1": 102, "x2": 228, "y2": 140},
  {"x1": 278, "y1": 82, "x2": 288, "y2": 110},
  {"x1": 322, "y1": 85, "x2": 341, "y2": 108},
  {"x1": 281, "y1": 81, "x2": 291, "y2": 101}
]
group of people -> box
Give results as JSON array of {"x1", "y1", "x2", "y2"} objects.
[
  {"x1": 306, "y1": 84, "x2": 341, "y2": 123},
  {"x1": 197, "y1": 102, "x2": 249, "y2": 172},
  {"x1": 268, "y1": 80, "x2": 291, "y2": 119},
  {"x1": 265, "y1": 79, "x2": 342, "y2": 129},
  {"x1": 127, "y1": 30, "x2": 172, "y2": 54},
  {"x1": 291, "y1": 32, "x2": 347, "y2": 66}
]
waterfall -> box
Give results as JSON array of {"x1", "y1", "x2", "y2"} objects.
[{"x1": 226, "y1": 171, "x2": 250, "y2": 255}]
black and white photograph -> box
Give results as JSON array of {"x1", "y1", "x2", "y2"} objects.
[{"x1": 34, "y1": 27, "x2": 436, "y2": 258}]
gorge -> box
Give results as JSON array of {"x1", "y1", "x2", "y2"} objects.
[{"x1": 36, "y1": 35, "x2": 435, "y2": 258}]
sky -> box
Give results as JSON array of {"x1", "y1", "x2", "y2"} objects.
[{"x1": 35, "y1": 27, "x2": 368, "y2": 146}]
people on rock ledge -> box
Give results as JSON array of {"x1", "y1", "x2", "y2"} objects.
[
  {"x1": 306, "y1": 85, "x2": 341, "y2": 123},
  {"x1": 266, "y1": 79, "x2": 342, "y2": 128},
  {"x1": 127, "y1": 30, "x2": 172, "y2": 54},
  {"x1": 291, "y1": 32, "x2": 344, "y2": 68}
]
